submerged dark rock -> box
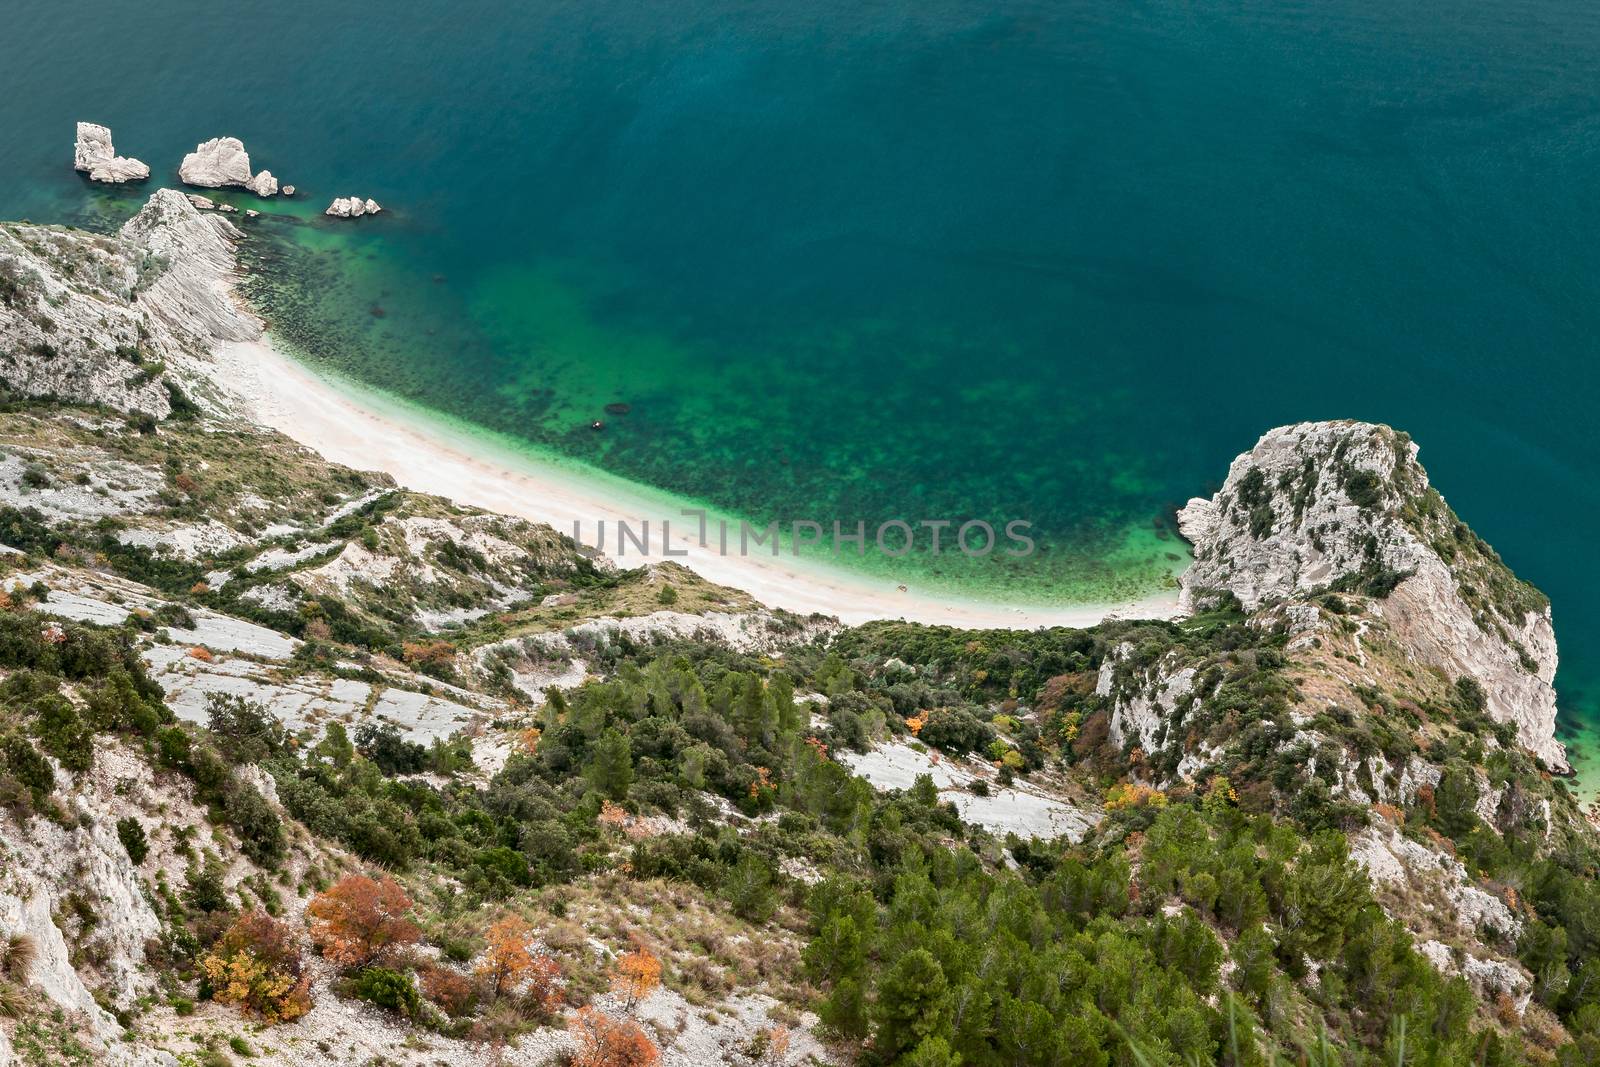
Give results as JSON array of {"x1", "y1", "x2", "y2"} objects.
[{"x1": 604, "y1": 402, "x2": 631, "y2": 416}]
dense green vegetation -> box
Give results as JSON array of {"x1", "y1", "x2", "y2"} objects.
[{"x1": 5, "y1": 547, "x2": 1600, "y2": 1063}]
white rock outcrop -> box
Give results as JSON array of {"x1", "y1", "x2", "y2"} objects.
[
  {"x1": 1094, "y1": 643, "x2": 1197, "y2": 754},
  {"x1": 178, "y1": 136, "x2": 279, "y2": 195},
  {"x1": 247, "y1": 169, "x2": 280, "y2": 197},
  {"x1": 1178, "y1": 421, "x2": 1566, "y2": 771},
  {"x1": 72, "y1": 121, "x2": 149, "y2": 183},
  {"x1": 326, "y1": 196, "x2": 382, "y2": 217},
  {"x1": 179, "y1": 135, "x2": 253, "y2": 186},
  {"x1": 0, "y1": 188, "x2": 261, "y2": 417}
]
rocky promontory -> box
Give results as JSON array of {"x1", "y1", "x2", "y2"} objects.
[
  {"x1": 0, "y1": 188, "x2": 259, "y2": 417},
  {"x1": 72, "y1": 122, "x2": 149, "y2": 183},
  {"x1": 1178, "y1": 420, "x2": 1565, "y2": 770}
]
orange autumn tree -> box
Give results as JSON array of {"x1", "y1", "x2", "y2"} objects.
[
  {"x1": 611, "y1": 944, "x2": 661, "y2": 1012},
  {"x1": 200, "y1": 910, "x2": 312, "y2": 1023},
  {"x1": 476, "y1": 914, "x2": 563, "y2": 1007},
  {"x1": 569, "y1": 1006, "x2": 660, "y2": 1067},
  {"x1": 306, "y1": 874, "x2": 420, "y2": 969}
]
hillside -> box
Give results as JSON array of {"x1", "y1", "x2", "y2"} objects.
[{"x1": 1, "y1": 193, "x2": 1599, "y2": 1066}]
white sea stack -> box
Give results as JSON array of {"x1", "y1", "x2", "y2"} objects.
[
  {"x1": 246, "y1": 169, "x2": 279, "y2": 197},
  {"x1": 72, "y1": 122, "x2": 150, "y2": 183},
  {"x1": 186, "y1": 193, "x2": 216, "y2": 211},
  {"x1": 179, "y1": 136, "x2": 256, "y2": 188},
  {"x1": 282, "y1": 184, "x2": 296, "y2": 196}
]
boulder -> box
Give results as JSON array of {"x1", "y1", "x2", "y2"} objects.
[
  {"x1": 246, "y1": 169, "x2": 279, "y2": 197},
  {"x1": 179, "y1": 136, "x2": 281, "y2": 197},
  {"x1": 72, "y1": 121, "x2": 149, "y2": 183},
  {"x1": 178, "y1": 136, "x2": 255, "y2": 188}
]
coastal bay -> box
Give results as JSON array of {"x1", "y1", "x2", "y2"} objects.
[{"x1": 210, "y1": 335, "x2": 1184, "y2": 629}]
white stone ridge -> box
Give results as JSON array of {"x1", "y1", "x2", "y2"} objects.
[
  {"x1": 1418, "y1": 940, "x2": 1532, "y2": 1016},
  {"x1": 72, "y1": 121, "x2": 149, "y2": 183},
  {"x1": 1351, "y1": 823, "x2": 1521, "y2": 942},
  {"x1": 837, "y1": 740, "x2": 1101, "y2": 842},
  {"x1": 0, "y1": 188, "x2": 258, "y2": 416},
  {"x1": 1094, "y1": 643, "x2": 1197, "y2": 755},
  {"x1": 1178, "y1": 421, "x2": 1566, "y2": 772}
]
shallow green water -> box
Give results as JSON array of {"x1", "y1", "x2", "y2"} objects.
[{"x1": 5, "y1": 0, "x2": 1600, "y2": 792}]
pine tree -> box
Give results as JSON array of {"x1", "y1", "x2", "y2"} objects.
[
  {"x1": 771, "y1": 671, "x2": 799, "y2": 736},
  {"x1": 586, "y1": 727, "x2": 633, "y2": 800},
  {"x1": 873, "y1": 949, "x2": 952, "y2": 1060}
]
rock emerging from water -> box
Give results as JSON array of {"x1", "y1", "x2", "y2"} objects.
[
  {"x1": 73, "y1": 122, "x2": 150, "y2": 183},
  {"x1": 246, "y1": 170, "x2": 279, "y2": 197},
  {"x1": 179, "y1": 136, "x2": 279, "y2": 196},
  {"x1": 325, "y1": 196, "x2": 382, "y2": 218}
]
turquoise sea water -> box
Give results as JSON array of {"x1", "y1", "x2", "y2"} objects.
[{"x1": 4, "y1": 0, "x2": 1600, "y2": 788}]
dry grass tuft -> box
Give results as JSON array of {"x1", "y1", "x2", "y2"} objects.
[{"x1": 3, "y1": 933, "x2": 37, "y2": 983}]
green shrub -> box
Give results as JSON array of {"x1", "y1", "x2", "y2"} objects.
[
  {"x1": 351, "y1": 966, "x2": 421, "y2": 1018},
  {"x1": 116, "y1": 817, "x2": 148, "y2": 864}
]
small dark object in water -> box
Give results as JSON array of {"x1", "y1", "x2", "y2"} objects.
[
  {"x1": 590, "y1": 420, "x2": 605, "y2": 431},
  {"x1": 432, "y1": 274, "x2": 446, "y2": 284},
  {"x1": 369, "y1": 305, "x2": 386, "y2": 318},
  {"x1": 604, "y1": 402, "x2": 631, "y2": 416}
]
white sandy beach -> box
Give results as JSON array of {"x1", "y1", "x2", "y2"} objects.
[{"x1": 210, "y1": 336, "x2": 1182, "y2": 629}]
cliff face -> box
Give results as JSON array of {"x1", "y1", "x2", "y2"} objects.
[
  {"x1": 0, "y1": 189, "x2": 258, "y2": 418},
  {"x1": 1177, "y1": 420, "x2": 1565, "y2": 771}
]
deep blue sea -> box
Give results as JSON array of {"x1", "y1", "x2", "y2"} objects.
[{"x1": 4, "y1": 0, "x2": 1600, "y2": 788}]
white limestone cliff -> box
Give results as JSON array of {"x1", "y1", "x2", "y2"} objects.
[
  {"x1": 1177, "y1": 421, "x2": 1566, "y2": 771},
  {"x1": 72, "y1": 122, "x2": 149, "y2": 183},
  {"x1": 0, "y1": 188, "x2": 260, "y2": 417}
]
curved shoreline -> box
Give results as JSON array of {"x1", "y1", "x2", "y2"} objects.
[{"x1": 209, "y1": 335, "x2": 1183, "y2": 629}]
